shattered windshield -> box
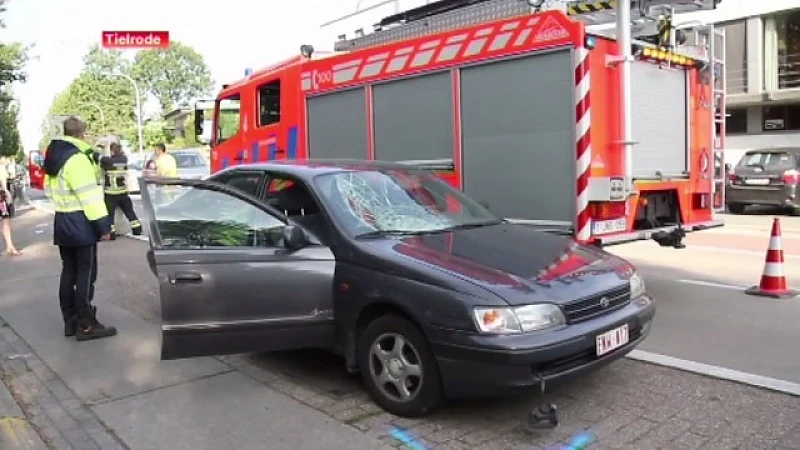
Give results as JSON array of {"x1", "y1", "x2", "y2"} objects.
[{"x1": 314, "y1": 169, "x2": 499, "y2": 237}]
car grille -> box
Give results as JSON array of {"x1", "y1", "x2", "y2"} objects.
[{"x1": 563, "y1": 284, "x2": 631, "y2": 324}]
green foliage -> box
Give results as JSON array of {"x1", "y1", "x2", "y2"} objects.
[
  {"x1": 131, "y1": 40, "x2": 214, "y2": 112},
  {"x1": 0, "y1": 99, "x2": 20, "y2": 156},
  {"x1": 0, "y1": 42, "x2": 28, "y2": 87},
  {"x1": 41, "y1": 40, "x2": 215, "y2": 148},
  {"x1": 142, "y1": 120, "x2": 171, "y2": 148}
]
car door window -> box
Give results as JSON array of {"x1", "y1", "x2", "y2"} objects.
[
  {"x1": 147, "y1": 183, "x2": 286, "y2": 249},
  {"x1": 216, "y1": 172, "x2": 263, "y2": 197}
]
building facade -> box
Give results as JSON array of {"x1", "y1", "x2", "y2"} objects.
[{"x1": 714, "y1": 3, "x2": 800, "y2": 165}]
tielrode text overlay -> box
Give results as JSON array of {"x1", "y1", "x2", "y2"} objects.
[{"x1": 102, "y1": 31, "x2": 170, "y2": 49}]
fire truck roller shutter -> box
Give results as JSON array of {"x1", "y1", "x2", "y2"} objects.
[
  {"x1": 460, "y1": 49, "x2": 575, "y2": 223},
  {"x1": 307, "y1": 87, "x2": 369, "y2": 159},
  {"x1": 630, "y1": 61, "x2": 688, "y2": 178},
  {"x1": 372, "y1": 72, "x2": 454, "y2": 162}
]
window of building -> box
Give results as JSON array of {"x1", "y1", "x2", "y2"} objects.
[
  {"x1": 722, "y1": 20, "x2": 747, "y2": 94},
  {"x1": 258, "y1": 80, "x2": 281, "y2": 127},
  {"x1": 216, "y1": 94, "x2": 241, "y2": 144},
  {"x1": 725, "y1": 108, "x2": 747, "y2": 134},
  {"x1": 761, "y1": 103, "x2": 800, "y2": 131},
  {"x1": 776, "y1": 10, "x2": 800, "y2": 89}
]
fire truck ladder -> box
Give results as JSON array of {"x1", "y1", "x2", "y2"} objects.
[
  {"x1": 333, "y1": 0, "x2": 722, "y2": 51},
  {"x1": 695, "y1": 25, "x2": 727, "y2": 214}
]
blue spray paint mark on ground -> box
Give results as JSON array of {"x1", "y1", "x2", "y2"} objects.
[
  {"x1": 388, "y1": 426, "x2": 427, "y2": 450},
  {"x1": 548, "y1": 431, "x2": 596, "y2": 450}
]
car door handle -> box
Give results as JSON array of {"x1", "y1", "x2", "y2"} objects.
[{"x1": 169, "y1": 272, "x2": 203, "y2": 284}]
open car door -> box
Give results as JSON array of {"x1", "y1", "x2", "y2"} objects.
[{"x1": 138, "y1": 177, "x2": 336, "y2": 360}]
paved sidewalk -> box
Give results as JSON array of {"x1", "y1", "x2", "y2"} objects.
[
  {"x1": 0, "y1": 342, "x2": 48, "y2": 450},
  {"x1": 0, "y1": 209, "x2": 391, "y2": 450}
]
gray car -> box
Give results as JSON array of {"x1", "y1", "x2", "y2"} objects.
[
  {"x1": 138, "y1": 160, "x2": 654, "y2": 417},
  {"x1": 143, "y1": 148, "x2": 210, "y2": 180},
  {"x1": 726, "y1": 147, "x2": 800, "y2": 215}
]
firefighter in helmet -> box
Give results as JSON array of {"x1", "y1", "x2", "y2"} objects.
[{"x1": 99, "y1": 143, "x2": 142, "y2": 239}]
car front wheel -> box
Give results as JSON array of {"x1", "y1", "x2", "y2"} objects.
[{"x1": 357, "y1": 314, "x2": 442, "y2": 417}]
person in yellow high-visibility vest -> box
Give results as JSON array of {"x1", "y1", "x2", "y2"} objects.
[{"x1": 43, "y1": 116, "x2": 117, "y2": 341}]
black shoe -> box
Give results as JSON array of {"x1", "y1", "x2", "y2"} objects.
[
  {"x1": 109, "y1": 233, "x2": 117, "y2": 241},
  {"x1": 64, "y1": 317, "x2": 77, "y2": 337},
  {"x1": 75, "y1": 321, "x2": 117, "y2": 341}
]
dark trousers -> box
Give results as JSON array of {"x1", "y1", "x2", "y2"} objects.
[
  {"x1": 58, "y1": 244, "x2": 98, "y2": 321},
  {"x1": 105, "y1": 193, "x2": 141, "y2": 234}
]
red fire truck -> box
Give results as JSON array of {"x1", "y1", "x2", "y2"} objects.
[{"x1": 195, "y1": 0, "x2": 727, "y2": 248}]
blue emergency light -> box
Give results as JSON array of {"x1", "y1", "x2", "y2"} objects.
[{"x1": 244, "y1": 68, "x2": 253, "y2": 76}]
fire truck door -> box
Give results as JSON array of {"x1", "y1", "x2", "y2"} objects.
[{"x1": 630, "y1": 62, "x2": 689, "y2": 178}]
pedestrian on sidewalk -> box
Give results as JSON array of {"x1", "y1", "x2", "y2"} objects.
[
  {"x1": 100, "y1": 143, "x2": 142, "y2": 239},
  {"x1": 0, "y1": 158, "x2": 21, "y2": 256},
  {"x1": 44, "y1": 116, "x2": 117, "y2": 341}
]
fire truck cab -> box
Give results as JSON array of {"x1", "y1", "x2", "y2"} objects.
[{"x1": 196, "y1": 0, "x2": 727, "y2": 248}]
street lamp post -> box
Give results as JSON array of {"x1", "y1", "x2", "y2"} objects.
[
  {"x1": 103, "y1": 72, "x2": 144, "y2": 153},
  {"x1": 80, "y1": 102, "x2": 106, "y2": 133}
]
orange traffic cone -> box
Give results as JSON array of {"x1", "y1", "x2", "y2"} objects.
[{"x1": 745, "y1": 218, "x2": 799, "y2": 299}]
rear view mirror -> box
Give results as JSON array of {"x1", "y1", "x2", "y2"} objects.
[
  {"x1": 193, "y1": 102, "x2": 211, "y2": 145},
  {"x1": 283, "y1": 225, "x2": 307, "y2": 250}
]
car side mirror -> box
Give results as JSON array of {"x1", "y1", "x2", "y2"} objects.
[{"x1": 283, "y1": 225, "x2": 307, "y2": 250}]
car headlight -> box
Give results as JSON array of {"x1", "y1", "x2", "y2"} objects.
[
  {"x1": 473, "y1": 304, "x2": 566, "y2": 335},
  {"x1": 630, "y1": 271, "x2": 646, "y2": 298}
]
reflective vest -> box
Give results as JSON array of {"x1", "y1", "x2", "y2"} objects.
[
  {"x1": 101, "y1": 153, "x2": 129, "y2": 195},
  {"x1": 44, "y1": 138, "x2": 110, "y2": 246},
  {"x1": 63, "y1": 136, "x2": 102, "y2": 184}
]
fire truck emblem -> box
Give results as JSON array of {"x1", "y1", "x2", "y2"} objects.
[
  {"x1": 312, "y1": 70, "x2": 333, "y2": 89},
  {"x1": 533, "y1": 16, "x2": 569, "y2": 43}
]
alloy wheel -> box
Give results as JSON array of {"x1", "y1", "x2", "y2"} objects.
[{"x1": 368, "y1": 332, "x2": 423, "y2": 403}]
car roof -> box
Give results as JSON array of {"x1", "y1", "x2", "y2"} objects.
[
  {"x1": 213, "y1": 159, "x2": 434, "y2": 181},
  {"x1": 744, "y1": 147, "x2": 800, "y2": 154}
]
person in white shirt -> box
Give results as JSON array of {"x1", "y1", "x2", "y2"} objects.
[{"x1": 0, "y1": 156, "x2": 21, "y2": 256}]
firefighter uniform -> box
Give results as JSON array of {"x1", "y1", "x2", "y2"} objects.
[
  {"x1": 43, "y1": 135, "x2": 116, "y2": 340},
  {"x1": 100, "y1": 153, "x2": 142, "y2": 239}
]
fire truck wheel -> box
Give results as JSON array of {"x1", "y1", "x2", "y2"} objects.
[
  {"x1": 727, "y1": 203, "x2": 746, "y2": 214},
  {"x1": 357, "y1": 314, "x2": 443, "y2": 417}
]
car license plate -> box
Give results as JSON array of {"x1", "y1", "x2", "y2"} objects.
[
  {"x1": 596, "y1": 324, "x2": 629, "y2": 356},
  {"x1": 743, "y1": 178, "x2": 770, "y2": 185},
  {"x1": 592, "y1": 218, "x2": 627, "y2": 236}
]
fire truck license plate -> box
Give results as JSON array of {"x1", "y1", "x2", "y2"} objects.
[
  {"x1": 592, "y1": 218, "x2": 627, "y2": 235},
  {"x1": 596, "y1": 324, "x2": 629, "y2": 356}
]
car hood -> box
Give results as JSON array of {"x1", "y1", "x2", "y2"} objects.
[{"x1": 361, "y1": 222, "x2": 631, "y2": 306}]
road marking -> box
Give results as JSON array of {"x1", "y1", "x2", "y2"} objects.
[
  {"x1": 627, "y1": 350, "x2": 800, "y2": 397},
  {"x1": 677, "y1": 279, "x2": 747, "y2": 290},
  {"x1": 687, "y1": 245, "x2": 800, "y2": 260}
]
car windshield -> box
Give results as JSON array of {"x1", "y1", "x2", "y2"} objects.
[
  {"x1": 314, "y1": 169, "x2": 500, "y2": 237},
  {"x1": 174, "y1": 152, "x2": 206, "y2": 168},
  {"x1": 738, "y1": 150, "x2": 798, "y2": 170}
]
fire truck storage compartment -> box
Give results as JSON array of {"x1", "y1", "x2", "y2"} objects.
[
  {"x1": 630, "y1": 61, "x2": 689, "y2": 178},
  {"x1": 460, "y1": 49, "x2": 575, "y2": 223},
  {"x1": 372, "y1": 72, "x2": 454, "y2": 162},
  {"x1": 306, "y1": 87, "x2": 369, "y2": 159}
]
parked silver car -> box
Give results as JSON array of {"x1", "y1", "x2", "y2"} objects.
[{"x1": 143, "y1": 149, "x2": 210, "y2": 180}]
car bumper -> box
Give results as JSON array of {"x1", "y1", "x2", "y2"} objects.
[
  {"x1": 726, "y1": 184, "x2": 798, "y2": 208},
  {"x1": 427, "y1": 295, "x2": 656, "y2": 398}
]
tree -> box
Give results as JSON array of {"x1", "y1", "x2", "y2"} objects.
[
  {"x1": 0, "y1": 100, "x2": 20, "y2": 157},
  {"x1": 40, "y1": 46, "x2": 136, "y2": 146},
  {"x1": 131, "y1": 41, "x2": 214, "y2": 112}
]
